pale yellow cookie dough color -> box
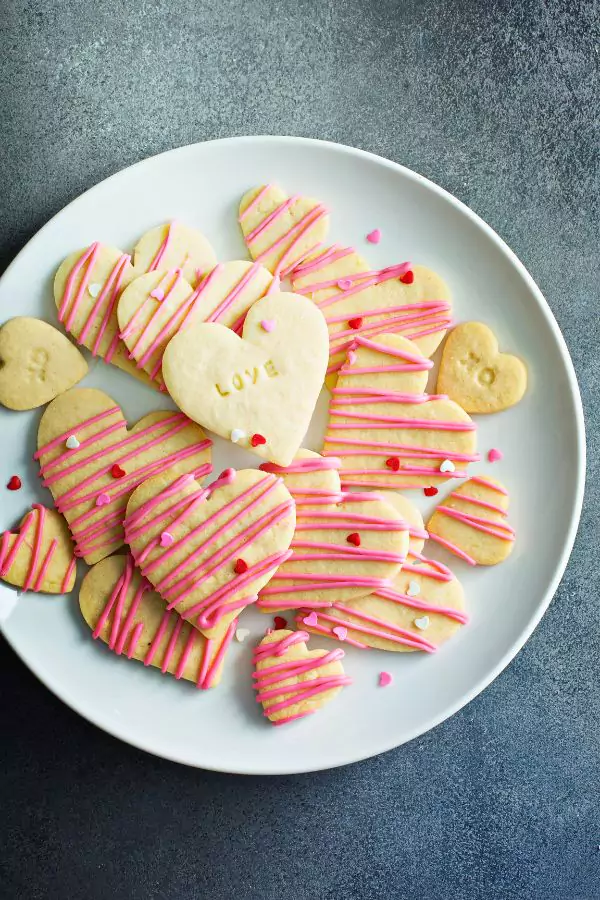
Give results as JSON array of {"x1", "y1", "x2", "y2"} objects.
[{"x1": 132, "y1": 221, "x2": 217, "y2": 287}]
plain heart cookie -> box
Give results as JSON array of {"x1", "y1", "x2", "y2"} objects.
[
  {"x1": 0, "y1": 317, "x2": 88, "y2": 410},
  {"x1": 323, "y1": 333, "x2": 479, "y2": 488},
  {"x1": 117, "y1": 261, "x2": 273, "y2": 386},
  {"x1": 436, "y1": 322, "x2": 527, "y2": 413},
  {"x1": 124, "y1": 467, "x2": 296, "y2": 638},
  {"x1": 162, "y1": 290, "x2": 330, "y2": 466},
  {"x1": 252, "y1": 629, "x2": 351, "y2": 725},
  {"x1": 35, "y1": 388, "x2": 212, "y2": 565},
  {"x1": 132, "y1": 220, "x2": 217, "y2": 287},
  {"x1": 427, "y1": 475, "x2": 515, "y2": 565},
  {"x1": 80, "y1": 555, "x2": 234, "y2": 689},
  {"x1": 0, "y1": 504, "x2": 76, "y2": 594}
]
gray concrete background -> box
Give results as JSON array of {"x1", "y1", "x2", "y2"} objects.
[{"x1": 1, "y1": 1, "x2": 599, "y2": 898}]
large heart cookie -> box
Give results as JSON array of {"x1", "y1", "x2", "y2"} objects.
[
  {"x1": 124, "y1": 468, "x2": 296, "y2": 638},
  {"x1": 436, "y1": 322, "x2": 527, "y2": 413},
  {"x1": 0, "y1": 504, "x2": 76, "y2": 594},
  {"x1": 80, "y1": 555, "x2": 234, "y2": 689},
  {"x1": 323, "y1": 333, "x2": 479, "y2": 488},
  {"x1": 290, "y1": 245, "x2": 452, "y2": 373},
  {"x1": 132, "y1": 221, "x2": 217, "y2": 287},
  {"x1": 239, "y1": 185, "x2": 330, "y2": 276},
  {"x1": 0, "y1": 317, "x2": 88, "y2": 410},
  {"x1": 427, "y1": 475, "x2": 515, "y2": 566},
  {"x1": 117, "y1": 261, "x2": 273, "y2": 386},
  {"x1": 162, "y1": 291, "x2": 329, "y2": 466},
  {"x1": 252, "y1": 629, "x2": 351, "y2": 725},
  {"x1": 35, "y1": 388, "x2": 212, "y2": 565}
]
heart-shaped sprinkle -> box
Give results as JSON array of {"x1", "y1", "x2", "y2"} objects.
[
  {"x1": 332, "y1": 625, "x2": 348, "y2": 641},
  {"x1": 338, "y1": 278, "x2": 353, "y2": 290},
  {"x1": 440, "y1": 459, "x2": 455, "y2": 474},
  {"x1": 303, "y1": 611, "x2": 319, "y2": 627},
  {"x1": 346, "y1": 532, "x2": 361, "y2": 546},
  {"x1": 230, "y1": 428, "x2": 246, "y2": 443},
  {"x1": 149, "y1": 287, "x2": 165, "y2": 301},
  {"x1": 250, "y1": 433, "x2": 266, "y2": 447},
  {"x1": 110, "y1": 464, "x2": 126, "y2": 479},
  {"x1": 414, "y1": 615, "x2": 430, "y2": 630},
  {"x1": 400, "y1": 270, "x2": 414, "y2": 285},
  {"x1": 65, "y1": 435, "x2": 80, "y2": 450},
  {"x1": 273, "y1": 615, "x2": 288, "y2": 630},
  {"x1": 379, "y1": 671, "x2": 393, "y2": 687},
  {"x1": 260, "y1": 319, "x2": 276, "y2": 332},
  {"x1": 366, "y1": 229, "x2": 381, "y2": 244},
  {"x1": 488, "y1": 448, "x2": 503, "y2": 463},
  {"x1": 96, "y1": 493, "x2": 111, "y2": 507},
  {"x1": 6, "y1": 475, "x2": 21, "y2": 491},
  {"x1": 87, "y1": 283, "x2": 102, "y2": 298},
  {"x1": 234, "y1": 558, "x2": 248, "y2": 575},
  {"x1": 424, "y1": 486, "x2": 439, "y2": 497},
  {"x1": 235, "y1": 627, "x2": 250, "y2": 643},
  {"x1": 407, "y1": 580, "x2": 420, "y2": 597},
  {"x1": 385, "y1": 457, "x2": 400, "y2": 472},
  {"x1": 347, "y1": 350, "x2": 357, "y2": 365},
  {"x1": 160, "y1": 531, "x2": 174, "y2": 548},
  {"x1": 348, "y1": 317, "x2": 363, "y2": 330}
]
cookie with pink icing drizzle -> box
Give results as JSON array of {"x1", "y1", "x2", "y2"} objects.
[
  {"x1": 0, "y1": 503, "x2": 76, "y2": 594},
  {"x1": 124, "y1": 468, "x2": 296, "y2": 639},
  {"x1": 252, "y1": 629, "x2": 351, "y2": 725},
  {"x1": 35, "y1": 388, "x2": 212, "y2": 565},
  {"x1": 427, "y1": 475, "x2": 515, "y2": 566},
  {"x1": 259, "y1": 448, "x2": 344, "y2": 509},
  {"x1": 132, "y1": 220, "x2": 217, "y2": 288},
  {"x1": 80, "y1": 555, "x2": 234, "y2": 689}
]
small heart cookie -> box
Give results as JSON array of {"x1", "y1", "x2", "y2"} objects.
[
  {"x1": 252, "y1": 629, "x2": 351, "y2": 725},
  {"x1": 427, "y1": 475, "x2": 515, "y2": 565},
  {"x1": 132, "y1": 220, "x2": 217, "y2": 287},
  {"x1": 323, "y1": 333, "x2": 479, "y2": 488},
  {"x1": 124, "y1": 468, "x2": 296, "y2": 638},
  {"x1": 162, "y1": 291, "x2": 329, "y2": 466},
  {"x1": 0, "y1": 318, "x2": 88, "y2": 410},
  {"x1": 35, "y1": 388, "x2": 212, "y2": 564},
  {"x1": 239, "y1": 185, "x2": 330, "y2": 276},
  {"x1": 80, "y1": 555, "x2": 234, "y2": 689},
  {"x1": 117, "y1": 261, "x2": 273, "y2": 386},
  {"x1": 0, "y1": 504, "x2": 76, "y2": 594},
  {"x1": 436, "y1": 322, "x2": 527, "y2": 413}
]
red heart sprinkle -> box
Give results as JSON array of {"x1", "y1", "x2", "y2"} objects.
[
  {"x1": 234, "y1": 558, "x2": 248, "y2": 575},
  {"x1": 346, "y1": 532, "x2": 361, "y2": 546},
  {"x1": 111, "y1": 464, "x2": 126, "y2": 478},
  {"x1": 7, "y1": 475, "x2": 21, "y2": 491},
  {"x1": 400, "y1": 270, "x2": 414, "y2": 284},
  {"x1": 250, "y1": 433, "x2": 266, "y2": 447},
  {"x1": 273, "y1": 616, "x2": 288, "y2": 630},
  {"x1": 424, "y1": 486, "x2": 439, "y2": 497},
  {"x1": 385, "y1": 457, "x2": 400, "y2": 471},
  {"x1": 348, "y1": 317, "x2": 363, "y2": 330}
]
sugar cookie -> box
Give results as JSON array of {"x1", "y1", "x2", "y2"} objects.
[
  {"x1": 162, "y1": 291, "x2": 329, "y2": 467},
  {"x1": 259, "y1": 449, "x2": 343, "y2": 508},
  {"x1": 124, "y1": 468, "x2": 296, "y2": 638},
  {"x1": 80, "y1": 555, "x2": 234, "y2": 689},
  {"x1": 436, "y1": 322, "x2": 527, "y2": 413},
  {"x1": 427, "y1": 475, "x2": 515, "y2": 565},
  {"x1": 0, "y1": 317, "x2": 88, "y2": 410},
  {"x1": 0, "y1": 504, "x2": 76, "y2": 593},
  {"x1": 132, "y1": 221, "x2": 217, "y2": 287},
  {"x1": 35, "y1": 388, "x2": 212, "y2": 564},
  {"x1": 252, "y1": 629, "x2": 351, "y2": 725}
]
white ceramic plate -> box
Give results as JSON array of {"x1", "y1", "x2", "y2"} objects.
[{"x1": 0, "y1": 137, "x2": 585, "y2": 774}]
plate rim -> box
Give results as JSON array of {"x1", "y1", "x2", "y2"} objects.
[{"x1": 0, "y1": 135, "x2": 586, "y2": 774}]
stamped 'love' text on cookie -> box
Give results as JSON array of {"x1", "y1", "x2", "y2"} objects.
[{"x1": 215, "y1": 359, "x2": 279, "y2": 397}]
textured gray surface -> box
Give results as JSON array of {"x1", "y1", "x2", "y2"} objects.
[{"x1": 1, "y1": 1, "x2": 599, "y2": 898}]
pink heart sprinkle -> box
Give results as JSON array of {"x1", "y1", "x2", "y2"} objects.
[
  {"x1": 366, "y1": 228, "x2": 381, "y2": 244},
  {"x1": 150, "y1": 287, "x2": 165, "y2": 301},
  {"x1": 260, "y1": 319, "x2": 276, "y2": 332},
  {"x1": 160, "y1": 531, "x2": 174, "y2": 547},
  {"x1": 338, "y1": 278, "x2": 352, "y2": 290},
  {"x1": 332, "y1": 626, "x2": 347, "y2": 641},
  {"x1": 379, "y1": 671, "x2": 393, "y2": 687},
  {"x1": 95, "y1": 493, "x2": 111, "y2": 507},
  {"x1": 303, "y1": 611, "x2": 319, "y2": 627},
  {"x1": 488, "y1": 447, "x2": 503, "y2": 463}
]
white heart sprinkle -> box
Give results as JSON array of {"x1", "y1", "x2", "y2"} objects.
[
  {"x1": 235, "y1": 627, "x2": 250, "y2": 643},
  {"x1": 230, "y1": 429, "x2": 246, "y2": 443},
  {"x1": 65, "y1": 435, "x2": 80, "y2": 450},
  {"x1": 407, "y1": 580, "x2": 420, "y2": 597},
  {"x1": 414, "y1": 616, "x2": 430, "y2": 630},
  {"x1": 88, "y1": 283, "x2": 102, "y2": 298},
  {"x1": 440, "y1": 459, "x2": 455, "y2": 473}
]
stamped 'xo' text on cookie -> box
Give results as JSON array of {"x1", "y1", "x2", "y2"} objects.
[
  {"x1": 215, "y1": 359, "x2": 279, "y2": 397},
  {"x1": 27, "y1": 348, "x2": 49, "y2": 383}
]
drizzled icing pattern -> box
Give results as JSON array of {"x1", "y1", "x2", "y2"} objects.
[
  {"x1": 0, "y1": 504, "x2": 76, "y2": 594},
  {"x1": 259, "y1": 450, "x2": 344, "y2": 508},
  {"x1": 252, "y1": 629, "x2": 351, "y2": 725},
  {"x1": 132, "y1": 220, "x2": 217, "y2": 288}
]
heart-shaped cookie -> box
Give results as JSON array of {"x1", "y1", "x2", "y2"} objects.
[
  {"x1": 0, "y1": 317, "x2": 88, "y2": 410},
  {"x1": 252, "y1": 628, "x2": 351, "y2": 725},
  {"x1": 124, "y1": 468, "x2": 296, "y2": 638},
  {"x1": 80, "y1": 555, "x2": 234, "y2": 689},
  {"x1": 117, "y1": 261, "x2": 273, "y2": 386},
  {"x1": 54, "y1": 242, "x2": 155, "y2": 385},
  {"x1": 239, "y1": 185, "x2": 330, "y2": 276},
  {"x1": 132, "y1": 220, "x2": 217, "y2": 287},
  {"x1": 162, "y1": 290, "x2": 329, "y2": 466},
  {"x1": 427, "y1": 475, "x2": 515, "y2": 565},
  {"x1": 323, "y1": 333, "x2": 479, "y2": 488},
  {"x1": 436, "y1": 322, "x2": 527, "y2": 413},
  {"x1": 0, "y1": 503, "x2": 76, "y2": 593},
  {"x1": 259, "y1": 449, "x2": 343, "y2": 509},
  {"x1": 35, "y1": 388, "x2": 212, "y2": 565},
  {"x1": 290, "y1": 245, "x2": 452, "y2": 373}
]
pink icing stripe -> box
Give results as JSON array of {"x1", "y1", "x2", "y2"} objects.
[
  {"x1": 326, "y1": 300, "x2": 447, "y2": 325},
  {"x1": 353, "y1": 334, "x2": 433, "y2": 365},
  {"x1": 252, "y1": 647, "x2": 344, "y2": 685},
  {"x1": 375, "y1": 586, "x2": 469, "y2": 624},
  {"x1": 130, "y1": 269, "x2": 186, "y2": 363},
  {"x1": 323, "y1": 440, "x2": 479, "y2": 462},
  {"x1": 452, "y1": 492, "x2": 509, "y2": 515},
  {"x1": 22, "y1": 505, "x2": 45, "y2": 591},
  {"x1": 238, "y1": 185, "x2": 272, "y2": 222},
  {"x1": 206, "y1": 262, "x2": 262, "y2": 324},
  {"x1": 58, "y1": 242, "x2": 100, "y2": 325},
  {"x1": 126, "y1": 622, "x2": 145, "y2": 659},
  {"x1": 124, "y1": 472, "x2": 196, "y2": 532},
  {"x1": 300, "y1": 261, "x2": 412, "y2": 296},
  {"x1": 328, "y1": 308, "x2": 450, "y2": 352},
  {"x1": 340, "y1": 466, "x2": 465, "y2": 479},
  {"x1": 144, "y1": 610, "x2": 173, "y2": 666},
  {"x1": 257, "y1": 675, "x2": 351, "y2": 714},
  {"x1": 148, "y1": 222, "x2": 174, "y2": 271},
  {"x1": 436, "y1": 506, "x2": 515, "y2": 541},
  {"x1": 333, "y1": 391, "x2": 442, "y2": 405},
  {"x1": 35, "y1": 406, "x2": 120, "y2": 458},
  {"x1": 259, "y1": 457, "x2": 341, "y2": 474},
  {"x1": 114, "y1": 580, "x2": 148, "y2": 655},
  {"x1": 305, "y1": 608, "x2": 436, "y2": 652},
  {"x1": 291, "y1": 540, "x2": 405, "y2": 564},
  {"x1": 95, "y1": 255, "x2": 132, "y2": 362},
  {"x1": 278, "y1": 242, "x2": 321, "y2": 279},
  {"x1": 245, "y1": 196, "x2": 299, "y2": 243},
  {"x1": 273, "y1": 207, "x2": 328, "y2": 276},
  {"x1": 428, "y1": 532, "x2": 478, "y2": 566},
  {"x1": 291, "y1": 244, "x2": 354, "y2": 277},
  {"x1": 161, "y1": 617, "x2": 184, "y2": 672},
  {"x1": 78, "y1": 253, "x2": 128, "y2": 344},
  {"x1": 470, "y1": 475, "x2": 509, "y2": 496},
  {"x1": 328, "y1": 411, "x2": 475, "y2": 430},
  {"x1": 199, "y1": 619, "x2": 236, "y2": 689},
  {"x1": 32, "y1": 539, "x2": 58, "y2": 592},
  {"x1": 61, "y1": 556, "x2": 77, "y2": 593}
]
